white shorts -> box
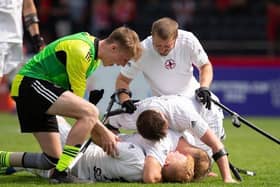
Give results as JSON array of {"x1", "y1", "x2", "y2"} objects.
[
  {"x1": 200, "y1": 93, "x2": 225, "y2": 139},
  {"x1": 0, "y1": 42, "x2": 23, "y2": 77}
]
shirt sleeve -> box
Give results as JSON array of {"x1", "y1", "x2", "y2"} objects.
[
  {"x1": 171, "y1": 101, "x2": 209, "y2": 138},
  {"x1": 144, "y1": 130, "x2": 181, "y2": 167},
  {"x1": 108, "y1": 113, "x2": 138, "y2": 130},
  {"x1": 177, "y1": 112, "x2": 209, "y2": 138},
  {"x1": 188, "y1": 33, "x2": 210, "y2": 68},
  {"x1": 120, "y1": 60, "x2": 141, "y2": 79},
  {"x1": 57, "y1": 40, "x2": 92, "y2": 97}
]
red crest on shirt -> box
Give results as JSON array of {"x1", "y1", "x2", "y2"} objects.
[{"x1": 164, "y1": 59, "x2": 176, "y2": 70}]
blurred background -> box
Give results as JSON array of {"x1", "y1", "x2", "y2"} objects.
[
  {"x1": 1, "y1": 0, "x2": 280, "y2": 116},
  {"x1": 24, "y1": 0, "x2": 280, "y2": 56}
]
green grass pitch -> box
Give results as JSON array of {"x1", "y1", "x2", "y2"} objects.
[{"x1": 0, "y1": 113, "x2": 279, "y2": 187}]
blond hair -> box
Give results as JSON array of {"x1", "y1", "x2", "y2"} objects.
[
  {"x1": 192, "y1": 148, "x2": 211, "y2": 181},
  {"x1": 162, "y1": 155, "x2": 194, "y2": 183},
  {"x1": 106, "y1": 26, "x2": 142, "y2": 61},
  {"x1": 151, "y1": 17, "x2": 178, "y2": 40}
]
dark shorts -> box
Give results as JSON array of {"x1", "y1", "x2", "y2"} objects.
[{"x1": 12, "y1": 77, "x2": 66, "y2": 132}]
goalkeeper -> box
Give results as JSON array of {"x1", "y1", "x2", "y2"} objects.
[{"x1": 6, "y1": 26, "x2": 142, "y2": 183}]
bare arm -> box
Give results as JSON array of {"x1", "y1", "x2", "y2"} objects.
[
  {"x1": 115, "y1": 73, "x2": 133, "y2": 103},
  {"x1": 143, "y1": 156, "x2": 162, "y2": 183},
  {"x1": 200, "y1": 129, "x2": 236, "y2": 183},
  {"x1": 23, "y1": 0, "x2": 40, "y2": 36},
  {"x1": 23, "y1": 0, "x2": 45, "y2": 51},
  {"x1": 199, "y1": 63, "x2": 213, "y2": 88},
  {"x1": 91, "y1": 119, "x2": 119, "y2": 156}
]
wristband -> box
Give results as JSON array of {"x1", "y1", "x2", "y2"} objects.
[
  {"x1": 24, "y1": 13, "x2": 40, "y2": 28},
  {"x1": 105, "y1": 124, "x2": 120, "y2": 133},
  {"x1": 212, "y1": 148, "x2": 228, "y2": 162},
  {"x1": 115, "y1": 88, "x2": 132, "y2": 97}
]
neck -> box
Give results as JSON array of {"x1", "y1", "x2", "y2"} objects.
[
  {"x1": 98, "y1": 40, "x2": 105, "y2": 59},
  {"x1": 98, "y1": 40, "x2": 108, "y2": 66}
]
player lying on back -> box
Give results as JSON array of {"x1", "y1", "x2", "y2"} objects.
[{"x1": 1, "y1": 116, "x2": 203, "y2": 183}]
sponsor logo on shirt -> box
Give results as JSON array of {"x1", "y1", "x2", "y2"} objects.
[
  {"x1": 191, "y1": 121, "x2": 197, "y2": 128},
  {"x1": 85, "y1": 51, "x2": 92, "y2": 62},
  {"x1": 164, "y1": 59, "x2": 176, "y2": 70},
  {"x1": 128, "y1": 143, "x2": 135, "y2": 149}
]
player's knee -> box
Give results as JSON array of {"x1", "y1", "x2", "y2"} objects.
[{"x1": 81, "y1": 103, "x2": 100, "y2": 126}]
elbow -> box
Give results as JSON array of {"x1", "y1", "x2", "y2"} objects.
[
  {"x1": 116, "y1": 73, "x2": 131, "y2": 88},
  {"x1": 143, "y1": 174, "x2": 162, "y2": 183}
]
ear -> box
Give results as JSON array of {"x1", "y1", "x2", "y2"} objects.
[
  {"x1": 164, "y1": 160, "x2": 170, "y2": 167},
  {"x1": 111, "y1": 43, "x2": 117, "y2": 51}
]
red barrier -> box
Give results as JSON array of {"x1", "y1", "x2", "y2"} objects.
[
  {"x1": 0, "y1": 78, "x2": 15, "y2": 113},
  {"x1": 209, "y1": 56, "x2": 280, "y2": 67}
]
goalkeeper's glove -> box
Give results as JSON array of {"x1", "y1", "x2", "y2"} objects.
[
  {"x1": 121, "y1": 100, "x2": 137, "y2": 114},
  {"x1": 89, "y1": 89, "x2": 104, "y2": 105}
]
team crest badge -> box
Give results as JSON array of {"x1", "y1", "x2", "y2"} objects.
[{"x1": 164, "y1": 59, "x2": 176, "y2": 70}]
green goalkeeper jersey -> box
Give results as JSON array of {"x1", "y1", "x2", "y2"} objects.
[{"x1": 11, "y1": 32, "x2": 101, "y2": 97}]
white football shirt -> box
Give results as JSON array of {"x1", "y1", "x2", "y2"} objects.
[
  {"x1": 73, "y1": 130, "x2": 183, "y2": 181},
  {"x1": 57, "y1": 120, "x2": 192, "y2": 181},
  {"x1": 57, "y1": 119, "x2": 145, "y2": 182},
  {"x1": 109, "y1": 95, "x2": 216, "y2": 138},
  {"x1": 121, "y1": 129, "x2": 183, "y2": 167},
  {"x1": 121, "y1": 29, "x2": 209, "y2": 97},
  {"x1": 0, "y1": 0, "x2": 23, "y2": 43},
  {"x1": 29, "y1": 121, "x2": 195, "y2": 180},
  {"x1": 73, "y1": 142, "x2": 145, "y2": 182}
]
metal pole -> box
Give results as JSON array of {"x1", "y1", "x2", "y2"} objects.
[{"x1": 211, "y1": 98, "x2": 280, "y2": 145}]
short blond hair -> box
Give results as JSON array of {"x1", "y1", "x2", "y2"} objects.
[
  {"x1": 151, "y1": 17, "x2": 178, "y2": 40},
  {"x1": 106, "y1": 26, "x2": 142, "y2": 61},
  {"x1": 162, "y1": 155, "x2": 194, "y2": 183},
  {"x1": 192, "y1": 148, "x2": 211, "y2": 181}
]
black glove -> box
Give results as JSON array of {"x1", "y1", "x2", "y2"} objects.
[
  {"x1": 31, "y1": 34, "x2": 45, "y2": 52},
  {"x1": 89, "y1": 89, "x2": 104, "y2": 105},
  {"x1": 104, "y1": 123, "x2": 120, "y2": 134},
  {"x1": 195, "y1": 87, "x2": 211, "y2": 110},
  {"x1": 122, "y1": 99, "x2": 137, "y2": 113}
]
